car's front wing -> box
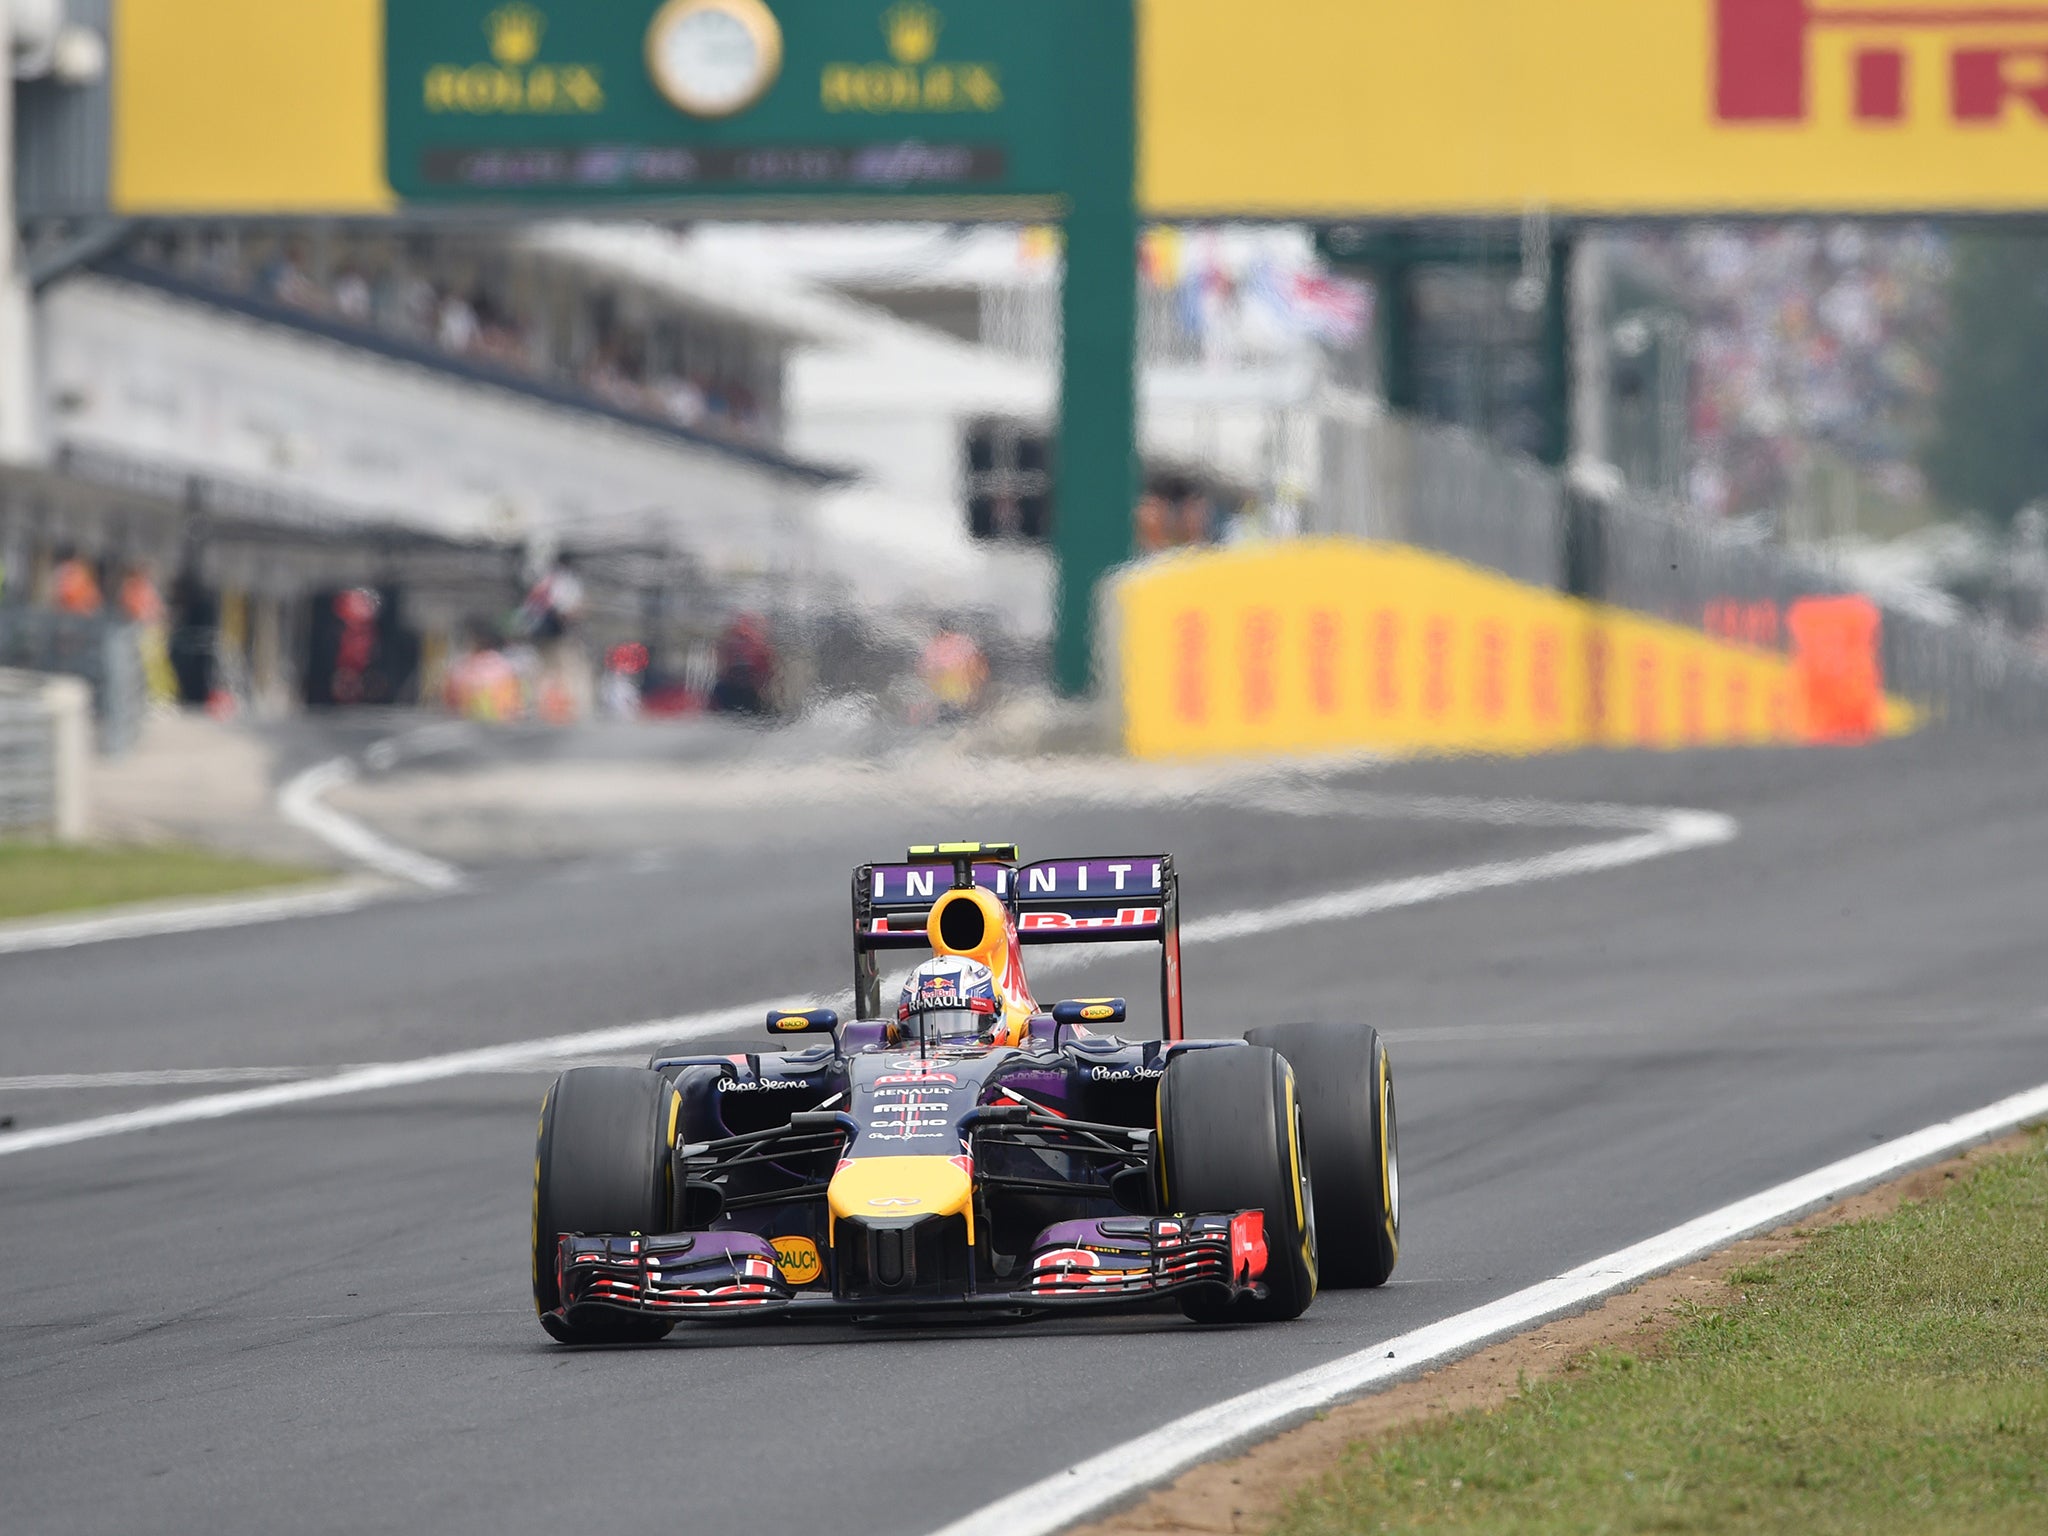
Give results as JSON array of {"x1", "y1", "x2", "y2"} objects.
[{"x1": 548, "y1": 1211, "x2": 1269, "y2": 1327}]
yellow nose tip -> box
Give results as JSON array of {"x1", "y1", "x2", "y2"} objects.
[{"x1": 828, "y1": 1155, "x2": 973, "y2": 1244}]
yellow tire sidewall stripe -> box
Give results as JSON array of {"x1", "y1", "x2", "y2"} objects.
[
  {"x1": 530, "y1": 1082, "x2": 553, "y2": 1315},
  {"x1": 1378, "y1": 1050, "x2": 1399, "y2": 1260},
  {"x1": 1283, "y1": 1067, "x2": 1316, "y2": 1290}
]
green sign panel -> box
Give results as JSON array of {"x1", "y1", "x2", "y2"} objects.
[
  {"x1": 386, "y1": 0, "x2": 1135, "y2": 699},
  {"x1": 385, "y1": 0, "x2": 1076, "y2": 201}
]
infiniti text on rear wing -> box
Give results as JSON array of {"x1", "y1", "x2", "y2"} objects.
[{"x1": 850, "y1": 853, "x2": 1184, "y2": 1040}]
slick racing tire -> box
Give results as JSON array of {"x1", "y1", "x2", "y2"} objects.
[
  {"x1": 1247, "y1": 1023, "x2": 1399, "y2": 1288},
  {"x1": 1157, "y1": 1044, "x2": 1318, "y2": 1323},
  {"x1": 532, "y1": 1066, "x2": 679, "y2": 1345}
]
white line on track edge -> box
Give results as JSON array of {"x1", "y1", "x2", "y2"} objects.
[
  {"x1": 278, "y1": 755, "x2": 465, "y2": 892},
  {"x1": 0, "y1": 879, "x2": 400, "y2": 956},
  {"x1": 0, "y1": 1004, "x2": 769, "y2": 1156},
  {"x1": 924, "y1": 1078, "x2": 2048, "y2": 1536},
  {"x1": 1181, "y1": 808, "x2": 1732, "y2": 946},
  {"x1": 0, "y1": 735, "x2": 465, "y2": 958},
  {"x1": 0, "y1": 801, "x2": 1733, "y2": 1160}
]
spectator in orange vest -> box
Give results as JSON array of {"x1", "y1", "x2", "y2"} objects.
[
  {"x1": 119, "y1": 563, "x2": 178, "y2": 702},
  {"x1": 119, "y1": 564, "x2": 165, "y2": 625},
  {"x1": 50, "y1": 548, "x2": 103, "y2": 615}
]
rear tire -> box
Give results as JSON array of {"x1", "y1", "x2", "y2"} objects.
[
  {"x1": 1247, "y1": 1023, "x2": 1398, "y2": 1288},
  {"x1": 532, "y1": 1066, "x2": 678, "y2": 1344},
  {"x1": 1157, "y1": 1045, "x2": 1318, "y2": 1323}
]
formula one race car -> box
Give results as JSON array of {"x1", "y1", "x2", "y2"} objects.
[{"x1": 532, "y1": 842, "x2": 1399, "y2": 1341}]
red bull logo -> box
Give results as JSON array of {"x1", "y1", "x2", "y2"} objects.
[{"x1": 1717, "y1": 0, "x2": 2048, "y2": 123}]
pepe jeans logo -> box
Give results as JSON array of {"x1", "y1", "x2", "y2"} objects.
[
  {"x1": 1716, "y1": 0, "x2": 2048, "y2": 124},
  {"x1": 422, "y1": 2, "x2": 603, "y2": 114},
  {"x1": 820, "y1": 2, "x2": 1002, "y2": 113}
]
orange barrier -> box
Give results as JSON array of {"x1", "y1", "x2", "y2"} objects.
[
  {"x1": 1112, "y1": 540, "x2": 1914, "y2": 760},
  {"x1": 1787, "y1": 595, "x2": 1884, "y2": 744}
]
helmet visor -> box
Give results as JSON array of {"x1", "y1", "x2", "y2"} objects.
[{"x1": 907, "y1": 1004, "x2": 985, "y2": 1042}]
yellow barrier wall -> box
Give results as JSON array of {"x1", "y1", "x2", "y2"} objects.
[
  {"x1": 1116, "y1": 540, "x2": 1908, "y2": 760},
  {"x1": 1141, "y1": 0, "x2": 2048, "y2": 217}
]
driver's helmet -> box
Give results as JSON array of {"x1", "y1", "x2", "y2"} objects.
[{"x1": 897, "y1": 955, "x2": 1000, "y2": 1044}]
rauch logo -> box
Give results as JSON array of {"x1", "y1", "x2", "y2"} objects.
[{"x1": 1716, "y1": 0, "x2": 2048, "y2": 123}]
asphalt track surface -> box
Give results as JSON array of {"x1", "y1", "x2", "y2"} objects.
[{"x1": 7, "y1": 726, "x2": 2048, "y2": 1535}]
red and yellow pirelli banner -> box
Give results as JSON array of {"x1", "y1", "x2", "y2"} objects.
[
  {"x1": 1114, "y1": 541, "x2": 1914, "y2": 761},
  {"x1": 112, "y1": 0, "x2": 2048, "y2": 216},
  {"x1": 1143, "y1": 0, "x2": 2048, "y2": 215}
]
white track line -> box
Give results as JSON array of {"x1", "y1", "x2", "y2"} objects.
[
  {"x1": 0, "y1": 732, "x2": 464, "y2": 958},
  {"x1": 930, "y1": 1078, "x2": 2048, "y2": 1536},
  {"x1": 278, "y1": 756, "x2": 465, "y2": 892},
  {"x1": 1182, "y1": 809, "x2": 1733, "y2": 946},
  {"x1": 0, "y1": 1056, "x2": 680, "y2": 1092},
  {"x1": 0, "y1": 800, "x2": 1735, "y2": 1160},
  {"x1": 1246, "y1": 784, "x2": 1689, "y2": 831},
  {"x1": 0, "y1": 1067, "x2": 321, "y2": 1091},
  {"x1": 0, "y1": 1004, "x2": 767, "y2": 1157},
  {"x1": 0, "y1": 878, "x2": 399, "y2": 956}
]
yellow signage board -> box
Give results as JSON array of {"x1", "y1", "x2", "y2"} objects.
[
  {"x1": 1114, "y1": 540, "x2": 1913, "y2": 760},
  {"x1": 109, "y1": 2, "x2": 2048, "y2": 222},
  {"x1": 113, "y1": 0, "x2": 394, "y2": 213},
  {"x1": 1141, "y1": 0, "x2": 2048, "y2": 216}
]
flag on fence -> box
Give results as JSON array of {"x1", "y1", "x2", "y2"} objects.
[{"x1": 1289, "y1": 272, "x2": 1373, "y2": 345}]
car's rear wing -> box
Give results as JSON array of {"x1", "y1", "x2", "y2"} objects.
[{"x1": 851, "y1": 847, "x2": 1184, "y2": 1040}]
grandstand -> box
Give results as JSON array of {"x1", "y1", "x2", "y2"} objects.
[
  {"x1": 15, "y1": 219, "x2": 851, "y2": 711},
  {"x1": 10, "y1": 215, "x2": 1305, "y2": 713}
]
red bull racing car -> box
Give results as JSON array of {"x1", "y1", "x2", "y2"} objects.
[{"x1": 532, "y1": 842, "x2": 1400, "y2": 1341}]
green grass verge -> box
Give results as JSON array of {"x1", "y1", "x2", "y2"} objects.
[
  {"x1": 0, "y1": 841, "x2": 324, "y2": 922},
  {"x1": 1278, "y1": 1131, "x2": 2048, "y2": 1536}
]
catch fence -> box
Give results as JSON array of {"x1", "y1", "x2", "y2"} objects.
[
  {"x1": 0, "y1": 607, "x2": 147, "y2": 754},
  {"x1": 1314, "y1": 413, "x2": 2048, "y2": 725}
]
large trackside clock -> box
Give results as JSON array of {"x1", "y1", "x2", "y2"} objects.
[{"x1": 645, "y1": 0, "x2": 784, "y2": 119}]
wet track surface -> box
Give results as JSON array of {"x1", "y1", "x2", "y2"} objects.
[{"x1": 7, "y1": 728, "x2": 2048, "y2": 1534}]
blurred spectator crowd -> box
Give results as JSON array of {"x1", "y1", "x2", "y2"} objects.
[
  {"x1": 0, "y1": 545, "x2": 182, "y2": 704},
  {"x1": 1621, "y1": 222, "x2": 1949, "y2": 523},
  {"x1": 126, "y1": 226, "x2": 778, "y2": 444}
]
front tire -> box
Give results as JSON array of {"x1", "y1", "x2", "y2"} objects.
[
  {"x1": 532, "y1": 1066, "x2": 678, "y2": 1344},
  {"x1": 1247, "y1": 1023, "x2": 1399, "y2": 1288},
  {"x1": 1157, "y1": 1044, "x2": 1318, "y2": 1323}
]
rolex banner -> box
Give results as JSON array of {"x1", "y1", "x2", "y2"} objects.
[{"x1": 384, "y1": 0, "x2": 1076, "y2": 202}]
